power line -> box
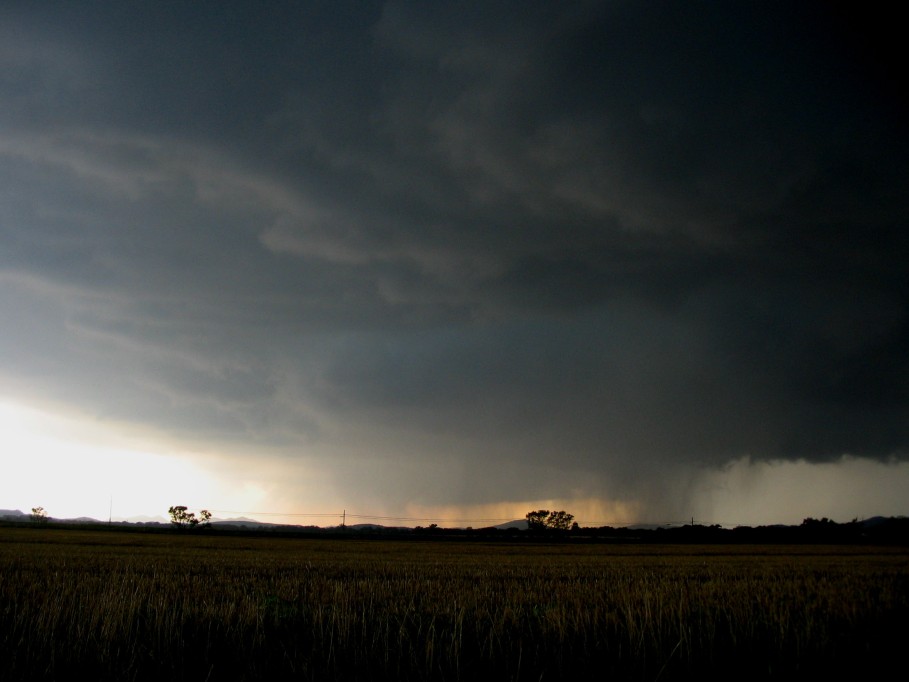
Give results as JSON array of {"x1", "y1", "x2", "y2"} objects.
[
  {"x1": 208, "y1": 510, "x2": 341, "y2": 518},
  {"x1": 347, "y1": 514, "x2": 515, "y2": 523},
  {"x1": 208, "y1": 510, "x2": 516, "y2": 523}
]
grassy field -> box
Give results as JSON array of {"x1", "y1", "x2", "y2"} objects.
[{"x1": 1, "y1": 526, "x2": 907, "y2": 681}]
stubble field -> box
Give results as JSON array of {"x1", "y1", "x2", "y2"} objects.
[{"x1": 1, "y1": 526, "x2": 907, "y2": 681}]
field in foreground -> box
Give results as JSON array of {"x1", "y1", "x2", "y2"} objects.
[{"x1": 1, "y1": 527, "x2": 907, "y2": 681}]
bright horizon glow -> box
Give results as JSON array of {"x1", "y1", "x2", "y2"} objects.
[
  {"x1": 400, "y1": 498, "x2": 643, "y2": 529},
  {"x1": 0, "y1": 399, "x2": 350, "y2": 526},
  {"x1": 0, "y1": 401, "x2": 267, "y2": 521},
  {"x1": 692, "y1": 455, "x2": 909, "y2": 527},
  {"x1": 1, "y1": 400, "x2": 906, "y2": 528}
]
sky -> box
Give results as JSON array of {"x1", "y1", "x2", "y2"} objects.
[{"x1": 1, "y1": 1, "x2": 907, "y2": 527}]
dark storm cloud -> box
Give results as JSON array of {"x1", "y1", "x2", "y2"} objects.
[{"x1": 1, "y1": 1, "x2": 906, "y2": 513}]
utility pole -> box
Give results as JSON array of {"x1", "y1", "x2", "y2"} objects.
[{"x1": 342, "y1": 509, "x2": 346, "y2": 529}]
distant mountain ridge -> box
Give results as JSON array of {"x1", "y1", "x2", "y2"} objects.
[{"x1": 1, "y1": 509, "x2": 907, "y2": 543}]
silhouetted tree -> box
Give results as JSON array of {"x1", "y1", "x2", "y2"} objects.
[
  {"x1": 526, "y1": 509, "x2": 574, "y2": 531},
  {"x1": 526, "y1": 509, "x2": 550, "y2": 531},
  {"x1": 169, "y1": 505, "x2": 195, "y2": 528},
  {"x1": 30, "y1": 506, "x2": 48, "y2": 524},
  {"x1": 547, "y1": 510, "x2": 574, "y2": 530},
  {"x1": 168, "y1": 505, "x2": 211, "y2": 529}
]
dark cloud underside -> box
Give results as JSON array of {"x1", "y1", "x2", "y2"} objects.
[{"x1": 1, "y1": 1, "x2": 906, "y2": 514}]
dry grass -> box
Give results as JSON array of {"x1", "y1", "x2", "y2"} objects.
[{"x1": 1, "y1": 527, "x2": 906, "y2": 680}]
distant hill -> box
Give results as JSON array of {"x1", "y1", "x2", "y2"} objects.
[
  {"x1": 211, "y1": 517, "x2": 283, "y2": 529},
  {"x1": 1, "y1": 509, "x2": 906, "y2": 543},
  {"x1": 118, "y1": 515, "x2": 169, "y2": 524},
  {"x1": 494, "y1": 519, "x2": 528, "y2": 530}
]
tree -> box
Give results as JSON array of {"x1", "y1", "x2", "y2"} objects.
[
  {"x1": 526, "y1": 509, "x2": 550, "y2": 531},
  {"x1": 547, "y1": 510, "x2": 574, "y2": 531},
  {"x1": 168, "y1": 505, "x2": 211, "y2": 528},
  {"x1": 168, "y1": 505, "x2": 195, "y2": 528},
  {"x1": 30, "y1": 506, "x2": 48, "y2": 524},
  {"x1": 525, "y1": 509, "x2": 574, "y2": 532}
]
